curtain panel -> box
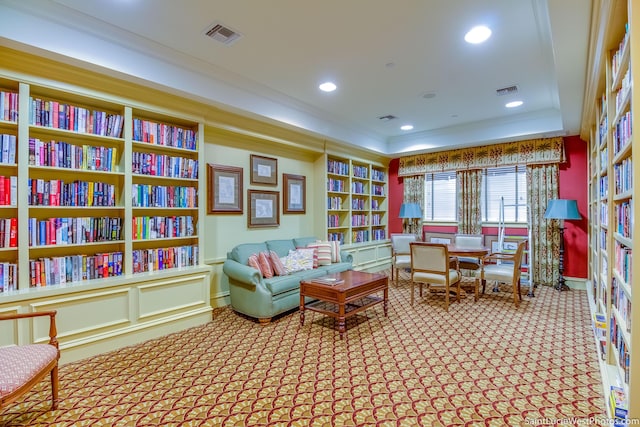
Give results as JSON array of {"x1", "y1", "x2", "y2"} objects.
[
  {"x1": 456, "y1": 169, "x2": 483, "y2": 234},
  {"x1": 398, "y1": 137, "x2": 564, "y2": 177},
  {"x1": 402, "y1": 176, "x2": 424, "y2": 238}
]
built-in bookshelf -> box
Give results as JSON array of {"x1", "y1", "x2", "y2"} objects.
[
  {"x1": 0, "y1": 80, "x2": 205, "y2": 294},
  {"x1": 320, "y1": 154, "x2": 387, "y2": 245},
  {"x1": 586, "y1": 1, "x2": 638, "y2": 421}
]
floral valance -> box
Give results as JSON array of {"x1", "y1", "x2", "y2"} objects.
[{"x1": 398, "y1": 137, "x2": 565, "y2": 176}]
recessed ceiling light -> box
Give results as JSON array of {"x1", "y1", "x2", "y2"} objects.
[
  {"x1": 319, "y1": 82, "x2": 337, "y2": 92},
  {"x1": 465, "y1": 25, "x2": 492, "y2": 44},
  {"x1": 400, "y1": 125, "x2": 414, "y2": 131},
  {"x1": 506, "y1": 101, "x2": 523, "y2": 108}
]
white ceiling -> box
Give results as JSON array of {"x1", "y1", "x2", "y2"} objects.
[{"x1": 0, "y1": 0, "x2": 592, "y2": 156}]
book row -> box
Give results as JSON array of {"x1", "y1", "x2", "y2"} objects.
[
  {"x1": 132, "y1": 215, "x2": 195, "y2": 240},
  {"x1": 614, "y1": 200, "x2": 633, "y2": 239},
  {"x1": 327, "y1": 232, "x2": 344, "y2": 243},
  {"x1": 327, "y1": 159, "x2": 349, "y2": 176},
  {"x1": 610, "y1": 314, "x2": 630, "y2": 386},
  {"x1": 600, "y1": 147, "x2": 608, "y2": 170},
  {"x1": 613, "y1": 111, "x2": 632, "y2": 155},
  {"x1": 351, "y1": 181, "x2": 367, "y2": 194},
  {"x1": 351, "y1": 214, "x2": 368, "y2": 227},
  {"x1": 352, "y1": 198, "x2": 366, "y2": 210},
  {"x1": 614, "y1": 69, "x2": 631, "y2": 114},
  {"x1": 132, "y1": 151, "x2": 198, "y2": 179},
  {"x1": 352, "y1": 165, "x2": 368, "y2": 179},
  {"x1": 131, "y1": 184, "x2": 197, "y2": 208},
  {"x1": 614, "y1": 242, "x2": 633, "y2": 285},
  {"x1": 327, "y1": 214, "x2": 341, "y2": 228},
  {"x1": 372, "y1": 184, "x2": 385, "y2": 196},
  {"x1": 371, "y1": 169, "x2": 385, "y2": 182},
  {"x1": 132, "y1": 118, "x2": 197, "y2": 150},
  {"x1": 611, "y1": 28, "x2": 629, "y2": 80},
  {"x1": 132, "y1": 245, "x2": 198, "y2": 273},
  {"x1": 0, "y1": 263, "x2": 17, "y2": 293},
  {"x1": 0, "y1": 218, "x2": 17, "y2": 248},
  {"x1": 372, "y1": 228, "x2": 386, "y2": 241},
  {"x1": 611, "y1": 277, "x2": 632, "y2": 332},
  {"x1": 29, "y1": 138, "x2": 118, "y2": 172},
  {"x1": 328, "y1": 178, "x2": 346, "y2": 192},
  {"x1": 0, "y1": 175, "x2": 17, "y2": 206},
  {"x1": 28, "y1": 216, "x2": 122, "y2": 247},
  {"x1": 0, "y1": 134, "x2": 16, "y2": 164},
  {"x1": 352, "y1": 230, "x2": 370, "y2": 243},
  {"x1": 613, "y1": 158, "x2": 632, "y2": 195},
  {"x1": 29, "y1": 97, "x2": 124, "y2": 138},
  {"x1": 599, "y1": 115, "x2": 608, "y2": 147},
  {"x1": 327, "y1": 196, "x2": 343, "y2": 210},
  {"x1": 29, "y1": 251, "x2": 124, "y2": 287},
  {"x1": 0, "y1": 91, "x2": 18, "y2": 122},
  {"x1": 28, "y1": 179, "x2": 116, "y2": 207}
]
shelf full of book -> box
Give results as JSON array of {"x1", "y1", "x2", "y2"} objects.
[
  {"x1": 585, "y1": 0, "x2": 638, "y2": 421},
  {"x1": 318, "y1": 154, "x2": 388, "y2": 246},
  {"x1": 0, "y1": 79, "x2": 206, "y2": 296}
]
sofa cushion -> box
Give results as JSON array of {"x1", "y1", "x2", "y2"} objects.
[
  {"x1": 266, "y1": 239, "x2": 296, "y2": 257},
  {"x1": 247, "y1": 254, "x2": 262, "y2": 275},
  {"x1": 263, "y1": 275, "x2": 302, "y2": 295},
  {"x1": 231, "y1": 243, "x2": 269, "y2": 264},
  {"x1": 293, "y1": 237, "x2": 319, "y2": 248}
]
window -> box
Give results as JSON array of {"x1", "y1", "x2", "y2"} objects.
[
  {"x1": 481, "y1": 166, "x2": 527, "y2": 222},
  {"x1": 424, "y1": 171, "x2": 457, "y2": 221}
]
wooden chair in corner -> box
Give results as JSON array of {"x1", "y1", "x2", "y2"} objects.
[
  {"x1": 390, "y1": 233, "x2": 417, "y2": 284},
  {"x1": 409, "y1": 242, "x2": 462, "y2": 311},
  {"x1": 0, "y1": 311, "x2": 60, "y2": 411},
  {"x1": 475, "y1": 240, "x2": 527, "y2": 307}
]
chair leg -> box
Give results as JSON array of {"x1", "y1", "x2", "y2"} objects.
[
  {"x1": 410, "y1": 280, "x2": 414, "y2": 305},
  {"x1": 513, "y1": 280, "x2": 520, "y2": 308},
  {"x1": 51, "y1": 365, "x2": 59, "y2": 410}
]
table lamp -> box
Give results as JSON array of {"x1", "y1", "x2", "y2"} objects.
[
  {"x1": 399, "y1": 202, "x2": 423, "y2": 239},
  {"x1": 544, "y1": 199, "x2": 582, "y2": 291}
]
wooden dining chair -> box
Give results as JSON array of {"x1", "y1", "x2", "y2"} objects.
[
  {"x1": 0, "y1": 311, "x2": 60, "y2": 411},
  {"x1": 390, "y1": 233, "x2": 417, "y2": 283},
  {"x1": 475, "y1": 240, "x2": 527, "y2": 307},
  {"x1": 410, "y1": 242, "x2": 461, "y2": 311}
]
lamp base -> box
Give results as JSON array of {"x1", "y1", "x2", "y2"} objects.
[{"x1": 555, "y1": 275, "x2": 570, "y2": 292}]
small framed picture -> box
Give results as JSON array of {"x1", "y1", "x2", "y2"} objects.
[
  {"x1": 250, "y1": 154, "x2": 278, "y2": 185},
  {"x1": 207, "y1": 164, "x2": 243, "y2": 214},
  {"x1": 283, "y1": 173, "x2": 306, "y2": 214},
  {"x1": 248, "y1": 190, "x2": 279, "y2": 228}
]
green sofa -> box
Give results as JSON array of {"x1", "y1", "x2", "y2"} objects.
[{"x1": 223, "y1": 237, "x2": 353, "y2": 323}]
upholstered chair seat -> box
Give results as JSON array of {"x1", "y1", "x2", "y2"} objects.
[{"x1": 0, "y1": 311, "x2": 60, "y2": 411}]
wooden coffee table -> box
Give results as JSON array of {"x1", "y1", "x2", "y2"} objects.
[{"x1": 299, "y1": 270, "x2": 388, "y2": 339}]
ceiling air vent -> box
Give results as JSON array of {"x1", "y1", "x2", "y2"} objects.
[
  {"x1": 378, "y1": 115, "x2": 398, "y2": 121},
  {"x1": 204, "y1": 22, "x2": 242, "y2": 45},
  {"x1": 496, "y1": 85, "x2": 519, "y2": 96}
]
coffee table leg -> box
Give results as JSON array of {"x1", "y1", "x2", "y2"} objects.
[
  {"x1": 338, "y1": 304, "x2": 346, "y2": 339},
  {"x1": 299, "y1": 294, "x2": 305, "y2": 326},
  {"x1": 384, "y1": 287, "x2": 388, "y2": 317}
]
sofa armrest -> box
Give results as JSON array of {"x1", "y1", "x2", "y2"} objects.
[
  {"x1": 223, "y1": 259, "x2": 263, "y2": 286},
  {"x1": 340, "y1": 250, "x2": 353, "y2": 265}
]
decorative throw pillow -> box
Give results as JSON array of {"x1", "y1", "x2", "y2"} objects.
[
  {"x1": 269, "y1": 250, "x2": 288, "y2": 276},
  {"x1": 317, "y1": 240, "x2": 341, "y2": 263},
  {"x1": 307, "y1": 242, "x2": 331, "y2": 266},
  {"x1": 298, "y1": 246, "x2": 318, "y2": 268},
  {"x1": 295, "y1": 248, "x2": 315, "y2": 270},
  {"x1": 258, "y1": 251, "x2": 274, "y2": 278},
  {"x1": 247, "y1": 253, "x2": 263, "y2": 276}
]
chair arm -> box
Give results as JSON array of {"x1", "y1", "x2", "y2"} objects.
[
  {"x1": 482, "y1": 252, "x2": 516, "y2": 263},
  {"x1": 449, "y1": 256, "x2": 460, "y2": 271},
  {"x1": 0, "y1": 311, "x2": 58, "y2": 349}
]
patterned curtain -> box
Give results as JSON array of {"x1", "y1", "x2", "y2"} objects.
[
  {"x1": 527, "y1": 164, "x2": 559, "y2": 286},
  {"x1": 403, "y1": 176, "x2": 425, "y2": 238},
  {"x1": 456, "y1": 169, "x2": 483, "y2": 234}
]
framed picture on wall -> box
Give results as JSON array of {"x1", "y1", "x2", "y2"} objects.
[
  {"x1": 283, "y1": 173, "x2": 306, "y2": 214},
  {"x1": 248, "y1": 190, "x2": 279, "y2": 227},
  {"x1": 250, "y1": 154, "x2": 278, "y2": 185},
  {"x1": 207, "y1": 164, "x2": 243, "y2": 214}
]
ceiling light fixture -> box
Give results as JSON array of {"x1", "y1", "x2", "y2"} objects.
[
  {"x1": 464, "y1": 25, "x2": 491, "y2": 44},
  {"x1": 319, "y1": 82, "x2": 337, "y2": 92},
  {"x1": 506, "y1": 101, "x2": 523, "y2": 108},
  {"x1": 401, "y1": 125, "x2": 414, "y2": 131}
]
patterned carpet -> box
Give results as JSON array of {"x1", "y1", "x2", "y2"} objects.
[{"x1": 1, "y1": 271, "x2": 605, "y2": 426}]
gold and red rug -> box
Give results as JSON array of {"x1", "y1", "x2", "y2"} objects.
[{"x1": 1, "y1": 273, "x2": 604, "y2": 426}]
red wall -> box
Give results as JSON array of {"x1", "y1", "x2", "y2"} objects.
[{"x1": 387, "y1": 136, "x2": 589, "y2": 279}]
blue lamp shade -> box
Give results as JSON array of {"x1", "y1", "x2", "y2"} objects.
[
  {"x1": 399, "y1": 202, "x2": 423, "y2": 219},
  {"x1": 544, "y1": 199, "x2": 582, "y2": 220}
]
